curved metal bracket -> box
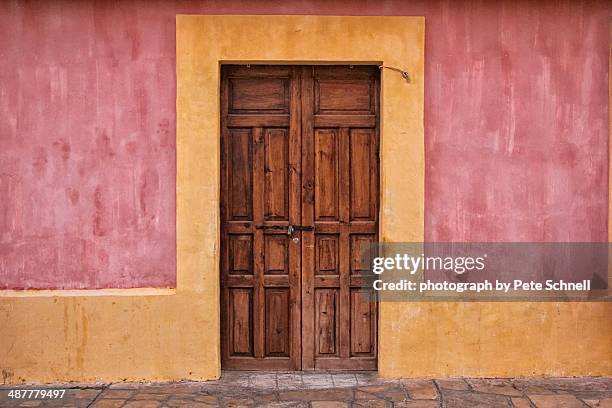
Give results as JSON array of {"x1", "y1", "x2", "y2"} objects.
[{"x1": 379, "y1": 65, "x2": 410, "y2": 83}]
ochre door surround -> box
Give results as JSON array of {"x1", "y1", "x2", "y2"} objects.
[
  {"x1": 220, "y1": 65, "x2": 380, "y2": 370},
  {"x1": 177, "y1": 15, "x2": 424, "y2": 378},
  {"x1": 178, "y1": 15, "x2": 611, "y2": 380}
]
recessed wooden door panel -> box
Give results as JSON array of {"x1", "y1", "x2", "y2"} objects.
[
  {"x1": 314, "y1": 129, "x2": 340, "y2": 221},
  {"x1": 228, "y1": 129, "x2": 253, "y2": 220},
  {"x1": 229, "y1": 77, "x2": 289, "y2": 114},
  {"x1": 264, "y1": 128, "x2": 290, "y2": 221},
  {"x1": 265, "y1": 288, "x2": 290, "y2": 356},
  {"x1": 221, "y1": 66, "x2": 301, "y2": 370},
  {"x1": 229, "y1": 234, "x2": 253, "y2": 275},
  {"x1": 350, "y1": 129, "x2": 377, "y2": 221},
  {"x1": 221, "y1": 65, "x2": 378, "y2": 371},
  {"x1": 302, "y1": 66, "x2": 379, "y2": 370},
  {"x1": 229, "y1": 288, "x2": 253, "y2": 356},
  {"x1": 315, "y1": 289, "x2": 339, "y2": 356}
]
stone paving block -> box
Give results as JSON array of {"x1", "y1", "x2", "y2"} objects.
[
  {"x1": 511, "y1": 397, "x2": 532, "y2": 408},
  {"x1": 528, "y1": 394, "x2": 586, "y2": 408},
  {"x1": 165, "y1": 392, "x2": 201, "y2": 399},
  {"x1": 262, "y1": 402, "x2": 309, "y2": 408},
  {"x1": 597, "y1": 399, "x2": 612, "y2": 408},
  {"x1": 518, "y1": 385, "x2": 556, "y2": 395},
  {"x1": 441, "y1": 389, "x2": 511, "y2": 408},
  {"x1": 99, "y1": 389, "x2": 134, "y2": 399},
  {"x1": 434, "y1": 378, "x2": 470, "y2": 391},
  {"x1": 72, "y1": 388, "x2": 102, "y2": 399},
  {"x1": 357, "y1": 384, "x2": 401, "y2": 394},
  {"x1": 356, "y1": 384, "x2": 408, "y2": 404},
  {"x1": 279, "y1": 388, "x2": 352, "y2": 401},
  {"x1": 402, "y1": 379, "x2": 438, "y2": 400},
  {"x1": 169, "y1": 400, "x2": 214, "y2": 408},
  {"x1": 122, "y1": 401, "x2": 162, "y2": 408},
  {"x1": 165, "y1": 399, "x2": 197, "y2": 407},
  {"x1": 132, "y1": 393, "x2": 167, "y2": 400},
  {"x1": 467, "y1": 379, "x2": 523, "y2": 396},
  {"x1": 91, "y1": 400, "x2": 125, "y2": 408},
  {"x1": 516, "y1": 378, "x2": 612, "y2": 393},
  {"x1": 38, "y1": 403, "x2": 74, "y2": 408},
  {"x1": 355, "y1": 390, "x2": 381, "y2": 400},
  {"x1": 193, "y1": 394, "x2": 220, "y2": 404},
  {"x1": 253, "y1": 391, "x2": 279, "y2": 403},
  {"x1": 355, "y1": 373, "x2": 379, "y2": 386},
  {"x1": 142, "y1": 383, "x2": 204, "y2": 394},
  {"x1": 249, "y1": 373, "x2": 277, "y2": 389},
  {"x1": 332, "y1": 374, "x2": 358, "y2": 387},
  {"x1": 385, "y1": 390, "x2": 410, "y2": 402},
  {"x1": 302, "y1": 374, "x2": 333, "y2": 388},
  {"x1": 311, "y1": 401, "x2": 349, "y2": 407},
  {"x1": 573, "y1": 391, "x2": 612, "y2": 401},
  {"x1": 277, "y1": 373, "x2": 303, "y2": 389},
  {"x1": 221, "y1": 372, "x2": 251, "y2": 387},
  {"x1": 108, "y1": 382, "x2": 141, "y2": 389},
  {"x1": 76, "y1": 400, "x2": 95, "y2": 408},
  {"x1": 223, "y1": 397, "x2": 255, "y2": 407},
  {"x1": 394, "y1": 401, "x2": 440, "y2": 408},
  {"x1": 355, "y1": 400, "x2": 393, "y2": 408}
]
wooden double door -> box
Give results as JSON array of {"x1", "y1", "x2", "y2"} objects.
[{"x1": 221, "y1": 65, "x2": 379, "y2": 370}]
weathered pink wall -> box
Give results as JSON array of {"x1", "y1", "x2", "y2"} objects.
[
  {"x1": 0, "y1": 1, "x2": 609, "y2": 289},
  {"x1": 0, "y1": 1, "x2": 176, "y2": 289},
  {"x1": 423, "y1": 1, "x2": 610, "y2": 242}
]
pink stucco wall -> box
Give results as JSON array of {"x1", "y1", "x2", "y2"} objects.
[{"x1": 0, "y1": 1, "x2": 609, "y2": 289}]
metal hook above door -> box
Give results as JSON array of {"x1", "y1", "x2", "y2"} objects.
[{"x1": 379, "y1": 65, "x2": 410, "y2": 83}]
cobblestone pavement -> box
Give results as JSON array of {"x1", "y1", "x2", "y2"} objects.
[{"x1": 1, "y1": 372, "x2": 611, "y2": 407}]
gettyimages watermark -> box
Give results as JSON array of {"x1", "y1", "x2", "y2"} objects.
[{"x1": 356, "y1": 243, "x2": 611, "y2": 302}]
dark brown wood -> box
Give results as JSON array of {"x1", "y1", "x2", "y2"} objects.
[
  {"x1": 338, "y1": 126, "x2": 351, "y2": 362},
  {"x1": 302, "y1": 66, "x2": 379, "y2": 370},
  {"x1": 221, "y1": 65, "x2": 379, "y2": 371},
  {"x1": 314, "y1": 114, "x2": 376, "y2": 128},
  {"x1": 300, "y1": 66, "x2": 316, "y2": 370},
  {"x1": 253, "y1": 125, "x2": 265, "y2": 360},
  {"x1": 226, "y1": 114, "x2": 290, "y2": 128},
  {"x1": 288, "y1": 66, "x2": 302, "y2": 370},
  {"x1": 221, "y1": 66, "x2": 300, "y2": 370}
]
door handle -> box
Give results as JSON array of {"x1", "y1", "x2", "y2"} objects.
[
  {"x1": 255, "y1": 225, "x2": 287, "y2": 230},
  {"x1": 290, "y1": 225, "x2": 314, "y2": 231},
  {"x1": 255, "y1": 224, "x2": 314, "y2": 233}
]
